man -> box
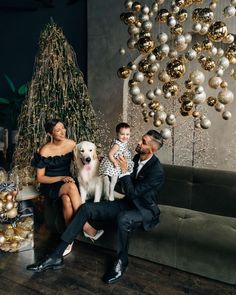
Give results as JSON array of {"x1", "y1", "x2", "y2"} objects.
[{"x1": 27, "y1": 129, "x2": 165, "y2": 284}]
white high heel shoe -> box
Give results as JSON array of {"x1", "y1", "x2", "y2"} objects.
[
  {"x1": 83, "y1": 229, "x2": 104, "y2": 242},
  {"x1": 63, "y1": 242, "x2": 74, "y2": 257}
]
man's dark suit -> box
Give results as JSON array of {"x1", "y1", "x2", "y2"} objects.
[{"x1": 61, "y1": 153, "x2": 164, "y2": 264}]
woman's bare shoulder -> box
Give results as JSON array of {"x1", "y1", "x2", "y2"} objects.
[
  {"x1": 38, "y1": 143, "x2": 51, "y2": 156},
  {"x1": 66, "y1": 139, "x2": 76, "y2": 149}
]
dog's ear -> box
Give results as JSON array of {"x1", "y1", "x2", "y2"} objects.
[
  {"x1": 93, "y1": 144, "x2": 98, "y2": 160},
  {"x1": 73, "y1": 144, "x2": 79, "y2": 160}
]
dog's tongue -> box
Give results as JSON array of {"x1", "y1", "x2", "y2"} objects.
[{"x1": 84, "y1": 164, "x2": 91, "y2": 171}]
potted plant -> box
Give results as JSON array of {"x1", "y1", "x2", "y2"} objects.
[{"x1": 0, "y1": 74, "x2": 28, "y2": 144}]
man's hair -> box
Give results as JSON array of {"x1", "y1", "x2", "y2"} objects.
[
  {"x1": 44, "y1": 118, "x2": 64, "y2": 134},
  {"x1": 116, "y1": 122, "x2": 130, "y2": 133},
  {"x1": 146, "y1": 129, "x2": 163, "y2": 148}
]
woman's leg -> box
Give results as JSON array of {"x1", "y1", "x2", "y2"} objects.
[{"x1": 59, "y1": 182, "x2": 96, "y2": 235}]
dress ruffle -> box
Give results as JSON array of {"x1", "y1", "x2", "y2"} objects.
[{"x1": 31, "y1": 152, "x2": 73, "y2": 169}]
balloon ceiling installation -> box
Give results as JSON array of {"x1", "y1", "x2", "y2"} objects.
[{"x1": 117, "y1": 0, "x2": 236, "y2": 139}]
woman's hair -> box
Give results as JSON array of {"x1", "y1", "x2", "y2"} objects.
[
  {"x1": 115, "y1": 122, "x2": 130, "y2": 133},
  {"x1": 44, "y1": 118, "x2": 64, "y2": 134}
]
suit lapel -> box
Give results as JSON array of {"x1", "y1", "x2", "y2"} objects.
[{"x1": 137, "y1": 155, "x2": 156, "y2": 177}]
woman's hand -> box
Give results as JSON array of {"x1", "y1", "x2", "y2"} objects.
[{"x1": 62, "y1": 176, "x2": 75, "y2": 183}]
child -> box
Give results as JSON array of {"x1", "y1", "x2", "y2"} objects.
[{"x1": 99, "y1": 122, "x2": 134, "y2": 201}]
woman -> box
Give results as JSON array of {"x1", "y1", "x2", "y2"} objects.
[{"x1": 31, "y1": 118, "x2": 103, "y2": 256}]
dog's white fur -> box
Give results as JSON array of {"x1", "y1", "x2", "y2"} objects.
[{"x1": 74, "y1": 141, "x2": 104, "y2": 203}]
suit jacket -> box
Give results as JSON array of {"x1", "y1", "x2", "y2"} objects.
[{"x1": 118, "y1": 154, "x2": 165, "y2": 230}]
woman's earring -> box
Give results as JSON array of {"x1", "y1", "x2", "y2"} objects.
[{"x1": 48, "y1": 133, "x2": 53, "y2": 143}]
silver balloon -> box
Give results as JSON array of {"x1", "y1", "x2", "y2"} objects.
[
  {"x1": 124, "y1": 0, "x2": 133, "y2": 9},
  {"x1": 129, "y1": 85, "x2": 140, "y2": 96},
  {"x1": 133, "y1": 71, "x2": 144, "y2": 82},
  {"x1": 157, "y1": 32, "x2": 168, "y2": 44},
  {"x1": 222, "y1": 111, "x2": 232, "y2": 120},
  {"x1": 161, "y1": 128, "x2": 172, "y2": 139},
  {"x1": 217, "y1": 89, "x2": 234, "y2": 104},
  {"x1": 200, "y1": 118, "x2": 211, "y2": 129},
  {"x1": 166, "y1": 114, "x2": 176, "y2": 125},
  {"x1": 146, "y1": 90, "x2": 156, "y2": 100},
  {"x1": 132, "y1": 93, "x2": 145, "y2": 105},
  {"x1": 214, "y1": 102, "x2": 225, "y2": 112}
]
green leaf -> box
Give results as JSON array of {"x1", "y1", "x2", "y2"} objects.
[
  {"x1": 0, "y1": 97, "x2": 10, "y2": 104},
  {"x1": 4, "y1": 74, "x2": 16, "y2": 93},
  {"x1": 18, "y1": 84, "x2": 28, "y2": 95}
]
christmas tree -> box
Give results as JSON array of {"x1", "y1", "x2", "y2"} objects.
[{"x1": 13, "y1": 20, "x2": 99, "y2": 169}]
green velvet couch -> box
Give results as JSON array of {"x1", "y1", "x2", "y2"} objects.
[{"x1": 44, "y1": 164, "x2": 236, "y2": 285}]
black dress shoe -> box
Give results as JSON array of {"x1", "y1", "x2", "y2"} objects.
[
  {"x1": 26, "y1": 256, "x2": 64, "y2": 272},
  {"x1": 102, "y1": 259, "x2": 128, "y2": 284}
]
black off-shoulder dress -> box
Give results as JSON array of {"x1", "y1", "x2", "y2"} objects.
[{"x1": 31, "y1": 152, "x2": 73, "y2": 206}]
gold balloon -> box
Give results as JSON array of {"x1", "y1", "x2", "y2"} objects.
[
  {"x1": 117, "y1": 66, "x2": 130, "y2": 79},
  {"x1": 132, "y1": 1, "x2": 142, "y2": 12},
  {"x1": 136, "y1": 36, "x2": 155, "y2": 53},
  {"x1": 175, "y1": 0, "x2": 185, "y2": 7},
  {"x1": 149, "y1": 101, "x2": 160, "y2": 110},
  {"x1": 192, "y1": 43, "x2": 202, "y2": 53},
  {"x1": 170, "y1": 24, "x2": 183, "y2": 35},
  {"x1": 208, "y1": 21, "x2": 228, "y2": 42},
  {"x1": 183, "y1": 0, "x2": 193, "y2": 8},
  {"x1": 178, "y1": 92, "x2": 191, "y2": 103},
  {"x1": 207, "y1": 96, "x2": 217, "y2": 106},
  {"x1": 153, "y1": 119, "x2": 162, "y2": 127},
  {"x1": 177, "y1": 9, "x2": 188, "y2": 22},
  {"x1": 156, "y1": 9, "x2": 169, "y2": 23},
  {"x1": 225, "y1": 43, "x2": 236, "y2": 64},
  {"x1": 202, "y1": 39, "x2": 213, "y2": 50},
  {"x1": 220, "y1": 81, "x2": 228, "y2": 88},
  {"x1": 185, "y1": 79, "x2": 194, "y2": 90},
  {"x1": 121, "y1": 12, "x2": 136, "y2": 25},
  {"x1": 138, "y1": 59, "x2": 150, "y2": 74},
  {"x1": 192, "y1": 8, "x2": 201, "y2": 22},
  {"x1": 148, "y1": 78, "x2": 154, "y2": 84},
  {"x1": 152, "y1": 46, "x2": 166, "y2": 61},
  {"x1": 201, "y1": 57, "x2": 216, "y2": 71},
  {"x1": 199, "y1": 8, "x2": 214, "y2": 24},
  {"x1": 128, "y1": 79, "x2": 138, "y2": 87},
  {"x1": 180, "y1": 108, "x2": 191, "y2": 116},
  {"x1": 192, "y1": 110, "x2": 201, "y2": 117},
  {"x1": 166, "y1": 59, "x2": 186, "y2": 79},
  {"x1": 162, "y1": 81, "x2": 180, "y2": 96},
  {"x1": 182, "y1": 100, "x2": 194, "y2": 111}
]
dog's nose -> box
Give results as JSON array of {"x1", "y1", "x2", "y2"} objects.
[{"x1": 85, "y1": 157, "x2": 91, "y2": 163}]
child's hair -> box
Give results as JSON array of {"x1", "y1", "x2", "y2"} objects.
[{"x1": 115, "y1": 122, "x2": 130, "y2": 133}]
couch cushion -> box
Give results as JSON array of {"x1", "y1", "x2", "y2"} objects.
[{"x1": 77, "y1": 205, "x2": 236, "y2": 284}]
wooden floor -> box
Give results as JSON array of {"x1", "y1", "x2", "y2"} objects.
[{"x1": 0, "y1": 225, "x2": 235, "y2": 295}]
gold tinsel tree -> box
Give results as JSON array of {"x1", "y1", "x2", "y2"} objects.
[{"x1": 13, "y1": 21, "x2": 99, "y2": 169}]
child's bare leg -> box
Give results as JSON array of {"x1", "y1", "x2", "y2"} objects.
[{"x1": 109, "y1": 175, "x2": 118, "y2": 201}]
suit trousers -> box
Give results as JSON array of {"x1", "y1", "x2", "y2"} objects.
[{"x1": 61, "y1": 198, "x2": 143, "y2": 264}]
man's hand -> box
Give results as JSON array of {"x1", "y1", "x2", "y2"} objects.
[{"x1": 117, "y1": 155, "x2": 128, "y2": 174}]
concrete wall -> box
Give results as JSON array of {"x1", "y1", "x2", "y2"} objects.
[{"x1": 88, "y1": 0, "x2": 236, "y2": 171}]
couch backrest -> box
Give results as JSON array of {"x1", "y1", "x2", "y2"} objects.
[{"x1": 159, "y1": 164, "x2": 236, "y2": 218}]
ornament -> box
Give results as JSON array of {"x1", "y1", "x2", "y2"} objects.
[
  {"x1": 158, "y1": 70, "x2": 170, "y2": 82},
  {"x1": 156, "y1": 9, "x2": 169, "y2": 23},
  {"x1": 161, "y1": 128, "x2": 172, "y2": 139},
  {"x1": 129, "y1": 85, "x2": 140, "y2": 96},
  {"x1": 117, "y1": 66, "x2": 130, "y2": 79},
  {"x1": 132, "y1": 93, "x2": 145, "y2": 105},
  {"x1": 166, "y1": 59, "x2": 186, "y2": 79},
  {"x1": 200, "y1": 118, "x2": 211, "y2": 129},
  {"x1": 208, "y1": 76, "x2": 222, "y2": 89},
  {"x1": 189, "y1": 70, "x2": 205, "y2": 84},
  {"x1": 217, "y1": 89, "x2": 234, "y2": 104},
  {"x1": 162, "y1": 81, "x2": 180, "y2": 96},
  {"x1": 208, "y1": 21, "x2": 228, "y2": 42},
  {"x1": 132, "y1": 1, "x2": 142, "y2": 12},
  {"x1": 133, "y1": 71, "x2": 145, "y2": 82},
  {"x1": 177, "y1": 9, "x2": 188, "y2": 22},
  {"x1": 222, "y1": 111, "x2": 232, "y2": 120},
  {"x1": 166, "y1": 114, "x2": 176, "y2": 125},
  {"x1": 121, "y1": 12, "x2": 136, "y2": 25},
  {"x1": 214, "y1": 102, "x2": 225, "y2": 112},
  {"x1": 207, "y1": 96, "x2": 217, "y2": 106},
  {"x1": 225, "y1": 43, "x2": 236, "y2": 64},
  {"x1": 157, "y1": 32, "x2": 168, "y2": 44},
  {"x1": 136, "y1": 36, "x2": 155, "y2": 53},
  {"x1": 119, "y1": 48, "x2": 126, "y2": 55}
]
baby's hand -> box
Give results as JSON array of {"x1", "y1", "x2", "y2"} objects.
[{"x1": 113, "y1": 160, "x2": 119, "y2": 168}]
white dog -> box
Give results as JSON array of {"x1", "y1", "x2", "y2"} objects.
[{"x1": 74, "y1": 141, "x2": 104, "y2": 204}]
